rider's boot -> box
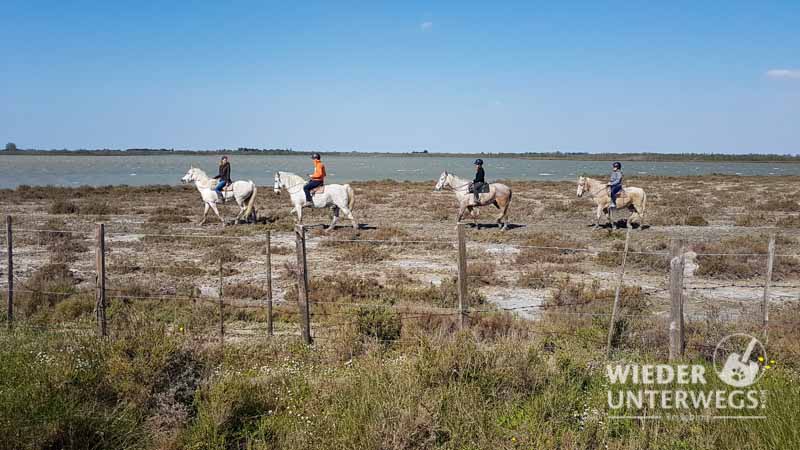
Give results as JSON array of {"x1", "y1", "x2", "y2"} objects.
[{"x1": 303, "y1": 199, "x2": 313, "y2": 207}]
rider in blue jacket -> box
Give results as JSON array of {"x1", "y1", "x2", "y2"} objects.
[{"x1": 608, "y1": 162, "x2": 623, "y2": 209}]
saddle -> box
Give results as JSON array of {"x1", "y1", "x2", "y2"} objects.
[
  {"x1": 310, "y1": 185, "x2": 325, "y2": 195},
  {"x1": 469, "y1": 183, "x2": 491, "y2": 194},
  {"x1": 610, "y1": 187, "x2": 628, "y2": 198}
]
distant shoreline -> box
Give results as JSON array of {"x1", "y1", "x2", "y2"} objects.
[{"x1": 3, "y1": 149, "x2": 800, "y2": 164}]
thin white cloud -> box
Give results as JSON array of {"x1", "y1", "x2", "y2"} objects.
[
  {"x1": 765, "y1": 69, "x2": 800, "y2": 79},
  {"x1": 420, "y1": 21, "x2": 433, "y2": 31}
]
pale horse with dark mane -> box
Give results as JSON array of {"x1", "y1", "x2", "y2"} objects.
[
  {"x1": 180, "y1": 167, "x2": 258, "y2": 226},
  {"x1": 434, "y1": 171, "x2": 513, "y2": 230},
  {"x1": 576, "y1": 176, "x2": 647, "y2": 229},
  {"x1": 273, "y1": 171, "x2": 357, "y2": 231}
]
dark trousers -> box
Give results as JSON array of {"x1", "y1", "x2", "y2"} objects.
[
  {"x1": 610, "y1": 184, "x2": 622, "y2": 207},
  {"x1": 304, "y1": 180, "x2": 323, "y2": 202},
  {"x1": 471, "y1": 182, "x2": 485, "y2": 202}
]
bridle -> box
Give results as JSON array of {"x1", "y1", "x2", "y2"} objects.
[
  {"x1": 439, "y1": 173, "x2": 472, "y2": 192},
  {"x1": 275, "y1": 173, "x2": 306, "y2": 194},
  {"x1": 579, "y1": 178, "x2": 608, "y2": 198}
]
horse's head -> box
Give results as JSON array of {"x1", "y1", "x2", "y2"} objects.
[
  {"x1": 576, "y1": 176, "x2": 587, "y2": 197},
  {"x1": 434, "y1": 171, "x2": 449, "y2": 191},
  {"x1": 181, "y1": 167, "x2": 198, "y2": 184},
  {"x1": 273, "y1": 172, "x2": 283, "y2": 194}
]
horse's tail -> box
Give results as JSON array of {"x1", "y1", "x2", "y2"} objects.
[
  {"x1": 346, "y1": 184, "x2": 355, "y2": 210},
  {"x1": 243, "y1": 182, "x2": 257, "y2": 219}
]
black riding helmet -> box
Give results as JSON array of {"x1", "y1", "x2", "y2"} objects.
[
  {"x1": 612, "y1": 161, "x2": 622, "y2": 169},
  {"x1": 311, "y1": 152, "x2": 321, "y2": 160},
  {"x1": 474, "y1": 159, "x2": 484, "y2": 165}
]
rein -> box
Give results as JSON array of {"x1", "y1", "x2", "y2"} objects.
[
  {"x1": 444, "y1": 176, "x2": 472, "y2": 192},
  {"x1": 278, "y1": 175, "x2": 308, "y2": 195},
  {"x1": 581, "y1": 179, "x2": 610, "y2": 197}
]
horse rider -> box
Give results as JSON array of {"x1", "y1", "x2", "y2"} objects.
[
  {"x1": 469, "y1": 158, "x2": 486, "y2": 204},
  {"x1": 608, "y1": 161, "x2": 623, "y2": 209},
  {"x1": 213, "y1": 156, "x2": 231, "y2": 202},
  {"x1": 303, "y1": 152, "x2": 326, "y2": 207}
]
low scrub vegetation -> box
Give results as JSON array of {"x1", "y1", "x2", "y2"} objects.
[
  {"x1": 695, "y1": 235, "x2": 800, "y2": 280},
  {"x1": 2, "y1": 317, "x2": 798, "y2": 450}
]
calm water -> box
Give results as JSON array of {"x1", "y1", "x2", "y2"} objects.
[{"x1": 1, "y1": 154, "x2": 799, "y2": 189}]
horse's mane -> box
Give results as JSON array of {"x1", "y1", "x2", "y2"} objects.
[
  {"x1": 278, "y1": 171, "x2": 305, "y2": 186},
  {"x1": 447, "y1": 172, "x2": 470, "y2": 186},
  {"x1": 191, "y1": 167, "x2": 210, "y2": 180},
  {"x1": 582, "y1": 176, "x2": 603, "y2": 185}
]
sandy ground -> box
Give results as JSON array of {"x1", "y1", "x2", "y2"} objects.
[{"x1": 2, "y1": 175, "x2": 799, "y2": 326}]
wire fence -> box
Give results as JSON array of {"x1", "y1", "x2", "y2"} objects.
[{"x1": 2, "y1": 214, "x2": 799, "y2": 356}]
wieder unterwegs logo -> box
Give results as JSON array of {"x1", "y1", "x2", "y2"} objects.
[{"x1": 606, "y1": 334, "x2": 773, "y2": 420}]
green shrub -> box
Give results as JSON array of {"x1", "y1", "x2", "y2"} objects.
[
  {"x1": 20, "y1": 264, "x2": 77, "y2": 316},
  {"x1": 355, "y1": 306, "x2": 402, "y2": 343},
  {"x1": 184, "y1": 374, "x2": 285, "y2": 449},
  {"x1": 53, "y1": 295, "x2": 95, "y2": 321}
]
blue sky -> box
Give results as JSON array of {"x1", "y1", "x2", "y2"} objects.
[{"x1": 1, "y1": 0, "x2": 798, "y2": 153}]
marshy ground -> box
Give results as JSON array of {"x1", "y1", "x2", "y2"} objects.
[{"x1": 1, "y1": 175, "x2": 799, "y2": 449}]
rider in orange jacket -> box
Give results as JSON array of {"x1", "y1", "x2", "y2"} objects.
[{"x1": 303, "y1": 153, "x2": 326, "y2": 207}]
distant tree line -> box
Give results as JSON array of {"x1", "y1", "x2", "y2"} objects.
[{"x1": 3, "y1": 145, "x2": 799, "y2": 162}]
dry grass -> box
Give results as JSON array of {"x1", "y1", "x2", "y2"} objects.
[
  {"x1": 515, "y1": 266, "x2": 553, "y2": 289},
  {"x1": 515, "y1": 232, "x2": 587, "y2": 265},
  {"x1": 3, "y1": 177, "x2": 800, "y2": 449},
  {"x1": 695, "y1": 235, "x2": 800, "y2": 280},
  {"x1": 225, "y1": 282, "x2": 268, "y2": 300},
  {"x1": 147, "y1": 207, "x2": 192, "y2": 224}
]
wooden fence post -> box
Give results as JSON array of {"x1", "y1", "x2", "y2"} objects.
[
  {"x1": 295, "y1": 225, "x2": 312, "y2": 344},
  {"x1": 219, "y1": 257, "x2": 225, "y2": 345},
  {"x1": 95, "y1": 223, "x2": 107, "y2": 337},
  {"x1": 606, "y1": 225, "x2": 632, "y2": 358},
  {"x1": 266, "y1": 230, "x2": 273, "y2": 337},
  {"x1": 456, "y1": 223, "x2": 468, "y2": 330},
  {"x1": 668, "y1": 239, "x2": 686, "y2": 361},
  {"x1": 762, "y1": 234, "x2": 775, "y2": 341},
  {"x1": 6, "y1": 216, "x2": 13, "y2": 328}
]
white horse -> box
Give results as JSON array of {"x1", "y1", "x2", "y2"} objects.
[
  {"x1": 273, "y1": 171, "x2": 357, "y2": 231},
  {"x1": 576, "y1": 176, "x2": 647, "y2": 230},
  {"x1": 180, "y1": 167, "x2": 257, "y2": 226},
  {"x1": 434, "y1": 171, "x2": 513, "y2": 230}
]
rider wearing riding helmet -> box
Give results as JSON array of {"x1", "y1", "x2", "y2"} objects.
[
  {"x1": 213, "y1": 156, "x2": 231, "y2": 201},
  {"x1": 470, "y1": 159, "x2": 486, "y2": 204},
  {"x1": 303, "y1": 152, "x2": 326, "y2": 207},
  {"x1": 608, "y1": 162, "x2": 623, "y2": 209}
]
